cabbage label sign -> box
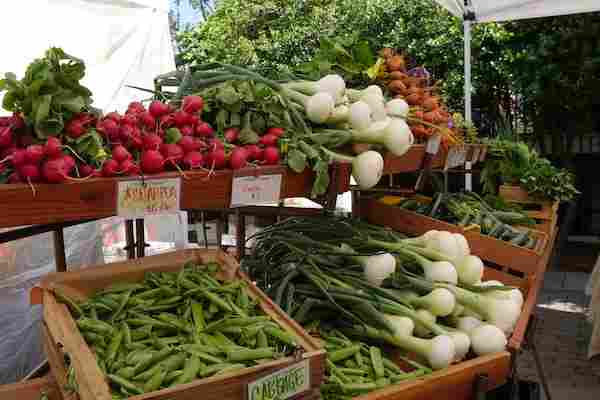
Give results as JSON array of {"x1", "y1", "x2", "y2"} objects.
[
  {"x1": 247, "y1": 359, "x2": 310, "y2": 400},
  {"x1": 117, "y1": 178, "x2": 181, "y2": 218}
]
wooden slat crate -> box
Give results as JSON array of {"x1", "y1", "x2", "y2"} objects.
[
  {"x1": 499, "y1": 185, "x2": 559, "y2": 235},
  {"x1": 0, "y1": 164, "x2": 350, "y2": 229},
  {"x1": 358, "y1": 197, "x2": 548, "y2": 275},
  {"x1": 344, "y1": 213, "x2": 558, "y2": 400},
  {"x1": 382, "y1": 145, "x2": 445, "y2": 174},
  {"x1": 35, "y1": 249, "x2": 326, "y2": 400},
  {"x1": 0, "y1": 376, "x2": 62, "y2": 400}
]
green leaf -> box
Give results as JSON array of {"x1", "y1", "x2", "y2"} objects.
[
  {"x1": 165, "y1": 127, "x2": 183, "y2": 144},
  {"x1": 216, "y1": 84, "x2": 240, "y2": 105},
  {"x1": 353, "y1": 41, "x2": 375, "y2": 66},
  {"x1": 312, "y1": 159, "x2": 330, "y2": 197},
  {"x1": 287, "y1": 149, "x2": 307, "y2": 173},
  {"x1": 35, "y1": 94, "x2": 52, "y2": 127},
  {"x1": 55, "y1": 94, "x2": 85, "y2": 113}
]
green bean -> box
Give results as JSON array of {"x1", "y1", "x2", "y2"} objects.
[
  {"x1": 107, "y1": 374, "x2": 144, "y2": 395},
  {"x1": 135, "y1": 353, "x2": 186, "y2": 381},
  {"x1": 144, "y1": 368, "x2": 167, "y2": 393},
  {"x1": 164, "y1": 370, "x2": 183, "y2": 384},
  {"x1": 256, "y1": 330, "x2": 268, "y2": 349},
  {"x1": 369, "y1": 347, "x2": 384, "y2": 379},
  {"x1": 184, "y1": 350, "x2": 224, "y2": 364},
  {"x1": 172, "y1": 356, "x2": 202, "y2": 386},
  {"x1": 199, "y1": 363, "x2": 245, "y2": 378},
  {"x1": 101, "y1": 283, "x2": 145, "y2": 295},
  {"x1": 328, "y1": 345, "x2": 361, "y2": 363},
  {"x1": 112, "y1": 291, "x2": 132, "y2": 321},
  {"x1": 227, "y1": 347, "x2": 274, "y2": 362},
  {"x1": 133, "y1": 347, "x2": 174, "y2": 375},
  {"x1": 190, "y1": 301, "x2": 206, "y2": 332},
  {"x1": 201, "y1": 291, "x2": 233, "y2": 312},
  {"x1": 121, "y1": 322, "x2": 131, "y2": 347},
  {"x1": 77, "y1": 318, "x2": 114, "y2": 335},
  {"x1": 264, "y1": 326, "x2": 296, "y2": 346},
  {"x1": 116, "y1": 366, "x2": 135, "y2": 380},
  {"x1": 53, "y1": 288, "x2": 83, "y2": 318}
]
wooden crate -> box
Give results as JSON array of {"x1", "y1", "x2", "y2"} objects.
[
  {"x1": 0, "y1": 376, "x2": 62, "y2": 400},
  {"x1": 0, "y1": 165, "x2": 350, "y2": 229},
  {"x1": 382, "y1": 145, "x2": 445, "y2": 174},
  {"x1": 35, "y1": 249, "x2": 326, "y2": 400},
  {"x1": 499, "y1": 185, "x2": 559, "y2": 235},
  {"x1": 359, "y1": 197, "x2": 548, "y2": 275}
]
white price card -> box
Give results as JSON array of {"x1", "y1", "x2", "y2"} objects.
[
  {"x1": 247, "y1": 359, "x2": 310, "y2": 400},
  {"x1": 230, "y1": 173, "x2": 282, "y2": 207},
  {"x1": 425, "y1": 133, "x2": 441, "y2": 155},
  {"x1": 444, "y1": 146, "x2": 468, "y2": 170},
  {"x1": 117, "y1": 178, "x2": 181, "y2": 218}
]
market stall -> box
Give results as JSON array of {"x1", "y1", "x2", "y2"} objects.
[{"x1": 0, "y1": 1, "x2": 581, "y2": 399}]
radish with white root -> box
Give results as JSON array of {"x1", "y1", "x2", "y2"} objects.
[
  {"x1": 454, "y1": 255, "x2": 484, "y2": 285},
  {"x1": 285, "y1": 90, "x2": 335, "y2": 124},
  {"x1": 386, "y1": 98, "x2": 410, "y2": 118},
  {"x1": 348, "y1": 117, "x2": 413, "y2": 156},
  {"x1": 469, "y1": 324, "x2": 507, "y2": 356},
  {"x1": 346, "y1": 325, "x2": 455, "y2": 370},
  {"x1": 396, "y1": 288, "x2": 456, "y2": 317},
  {"x1": 478, "y1": 281, "x2": 524, "y2": 307},
  {"x1": 385, "y1": 314, "x2": 415, "y2": 337},
  {"x1": 322, "y1": 148, "x2": 384, "y2": 189},
  {"x1": 348, "y1": 101, "x2": 372, "y2": 130},
  {"x1": 283, "y1": 74, "x2": 346, "y2": 103}
]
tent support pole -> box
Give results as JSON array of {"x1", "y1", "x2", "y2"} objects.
[{"x1": 464, "y1": 19, "x2": 473, "y2": 191}]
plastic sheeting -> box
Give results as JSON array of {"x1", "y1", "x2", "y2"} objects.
[
  {"x1": 0, "y1": 0, "x2": 175, "y2": 113},
  {"x1": 434, "y1": 0, "x2": 600, "y2": 22},
  {"x1": 0, "y1": 212, "x2": 189, "y2": 384}
]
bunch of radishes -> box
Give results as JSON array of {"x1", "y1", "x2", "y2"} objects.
[{"x1": 0, "y1": 94, "x2": 287, "y2": 185}]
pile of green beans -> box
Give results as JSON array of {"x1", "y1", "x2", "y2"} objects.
[
  {"x1": 55, "y1": 262, "x2": 299, "y2": 399},
  {"x1": 320, "y1": 330, "x2": 431, "y2": 400}
]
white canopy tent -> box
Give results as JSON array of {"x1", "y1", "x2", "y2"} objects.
[
  {"x1": 433, "y1": 0, "x2": 600, "y2": 123},
  {"x1": 0, "y1": 0, "x2": 175, "y2": 113}
]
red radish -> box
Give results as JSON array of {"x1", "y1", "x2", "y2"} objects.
[
  {"x1": 266, "y1": 127, "x2": 285, "y2": 137},
  {"x1": 2, "y1": 148, "x2": 27, "y2": 166},
  {"x1": 121, "y1": 114, "x2": 137, "y2": 126},
  {"x1": 61, "y1": 155, "x2": 76, "y2": 174},
  {"x1": 209, "y1": 138, "x2": 224, "y2": 151},
  {"x1": 161, "y1": 143, "x2": 184, "y2": 165},
  {"x1": 0, "y1": 146, "x2": 16, "y2": 160},
  {"x1": 263, "y1": 146, "x2": 280, "y2": 165},
  {"x1": 0, "y1": 117, "x2": 10, "y2": 126},
  {"x1": 143, "y1": 134, "x2": 163, "y2": 151},
  {"x1": 244, "y1": 144, "x2": 261, "y2": 161},
  {"x1": 25, "y1": 145, "x2": 45, "y2": 164},
  {"x1": 149, "y1": 101, "x2": 169, "y2": 118},
  {"x1": 42, "y1": 158, "x2": 69, "y2": 183},
  {"x1": 224, "y1": 128, "x2": 240, "y2": 143},
  {"x1": 105, "y1": 112, "x2": 121, "y2": 123},
  {"x1": 65, "y1": 119, "x2": 85, "y2": 139},
  {"x1": 10, "y1": 114, "x2": 25, "y2": 130},
  {"x1": 188, "y1": 114, "x2": 200, "y2": 127},
  {"x1": 159, "y1": 114, "x2": 175, "y2": 128},
  {"x1": 126, "y1": 101, "x2": 145, "y2": 114},
  {"x1": 229, "y1": 147, "x2": 248, "y2": 170},
  {"x1": 173, "y1": 111, "x2": 192, "y2": 127},
  {"x1": 119, "y1": 124, "x2": 133, "y2": 142},
  {"x1": 45, "y1": 137, "x2": 63, "y2": 158},
  {"x1": 98, "y1": 118, "x2": 119, "y2": 139},
  {"x1": 259, "y1": 134, "x2": 278, "y2": 147},
  {"x1": 129, "y1": 133, "x2": 143, "y2": 150},
  {"x1": 8, "y1": 172, "x2": 22, "y2": 184},
  {"x1": 119, "y1": 159, "x2": 140, "y2": 176},
  {"x1": 254, "y1": 147, "x2": 265, "y2": 162},
  {"x1": 177, "y1": 136, "x2": 197, "y2": 154},
  {"x1": 140, "y1": 150, "x2": 165, "y2": 174},
  {"x1": 183, "y1": 151, "x2": 204, "y2": 169},
  {"x1": 207, "y1": 148, "x2": 226, "y2": 169},
  {"x1": 18, "y1": 163, "x2": 41, "y2": 182},
  {"x1": 112, "y1": 145, "x2": 132, "y2": 163},
  {"x1": 18, "y1": 134, "x2": 36, "y2": 148},
  {"x1": 182, "y1": 96, "x2": 204, "y2": 114},
  {"x1": 0, "y1": 126, "x2": 12, "y2": 147},
  {"x1": 79, "y1": 164, "x2": 94, "y2": 178},
  {"x1": 195, "y1": 122, "x2": 214, "y2": 137},
  {"x1": 180, "y1": 125, "x2": 194, "y2": 136},
  {"x1": 139, "y1": 111, "x2": 155, "y2": 130},
  {"x1": 102, "y1": 159, "x2": 120, "y2": 177}
]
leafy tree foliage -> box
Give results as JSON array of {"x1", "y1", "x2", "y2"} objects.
[{"x1": 177, "y1": 0, "x2": 600, "y2": 156}]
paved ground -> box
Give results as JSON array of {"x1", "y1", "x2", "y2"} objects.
[{"x1": 516, "y1": 268, "x2": 600, "y2": 399}]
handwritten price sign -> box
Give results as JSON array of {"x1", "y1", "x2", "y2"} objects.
[
  {"x1": 247, "y1": 359, "x2": 310, "y2": 400},
  {"x1": 117, "y1": 178, "x2": 181, "y2": 218},
  {"x1": 230, "y1": 173, "x2": 282, "y2": 207}
]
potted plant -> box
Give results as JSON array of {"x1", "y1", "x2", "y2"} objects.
[{"x1": 481, "y1": 140, "x2": 578, "y2": 203}]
